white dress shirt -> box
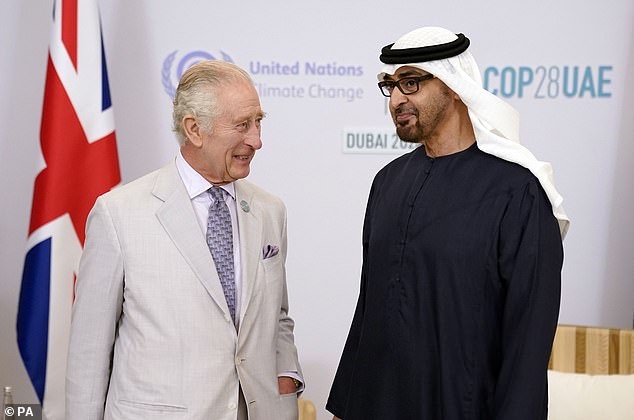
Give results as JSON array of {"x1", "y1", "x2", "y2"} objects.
[{"x1": 175, "y1": 152, "x2": 244, "y2": 327}]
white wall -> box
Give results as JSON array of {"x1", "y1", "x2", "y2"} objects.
[{"x1": 1, "y1": 1, "x2": 633, "y2": 419}]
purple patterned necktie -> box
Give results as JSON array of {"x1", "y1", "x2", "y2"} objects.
[{"x1": 206, "y1": 186, "x2": 236, "y2": 324}]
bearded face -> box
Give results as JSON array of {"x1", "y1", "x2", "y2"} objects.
[
  {"x1": 386, "y1": 67, "x2": 453, "y2": 144},
  {"x1": 393, "y1": 87, "x2": 452, "y2": 143}
]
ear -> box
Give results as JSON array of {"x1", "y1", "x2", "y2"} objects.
[{"x1": 182, "y1": 116, "x2": 203, "y2": 147}]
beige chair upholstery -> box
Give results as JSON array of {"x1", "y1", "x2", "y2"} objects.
[
  {"x1": 298, "y1": 397, "x2": 316, "y2": 420},
  {"x1": 549, "y1": 324, "x2": 634, "y2": 374},
  {"x1": 547, "y1": 324, "x2": 634, "y2": 420}
]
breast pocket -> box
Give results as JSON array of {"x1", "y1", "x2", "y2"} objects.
[{"x1": 261, "y1": 254, "x2": 283, "y2": 285}]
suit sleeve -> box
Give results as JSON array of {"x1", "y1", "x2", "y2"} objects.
[
  {"x1": 494, "y1": 180, "x2": 563, "y2": 419},
  {"x1": 66, "y1": 197, "x2": 124, "y2": 420},
  {"x1": 275, "y1": 204, "x2": 303, "y2": 380},
  {"x1": 326, "y1": 180, "x2": 377, "y2": 418}
]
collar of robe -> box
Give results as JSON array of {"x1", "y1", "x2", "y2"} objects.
[{"x1": 379, "y1": 33, "x2": 470, "y2": 64}]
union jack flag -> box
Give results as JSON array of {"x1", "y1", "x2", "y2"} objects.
[{"x1": 16, "y1": 0, "x2": 120, "y2": 418}]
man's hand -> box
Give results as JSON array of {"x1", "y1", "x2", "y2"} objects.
[{"x1": 278, "y1": 376, "x2": 298, "y2": 395}]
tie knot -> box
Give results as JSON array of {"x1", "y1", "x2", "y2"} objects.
[{"x1": 208, "y1": 186, "x2": 227, "y2": 204}]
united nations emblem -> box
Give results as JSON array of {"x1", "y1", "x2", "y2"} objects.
[{"x1": 162, "y1": 50, "x2": 235, "y2": 98}]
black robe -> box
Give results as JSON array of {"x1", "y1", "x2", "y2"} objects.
[{"x1": 327, "y1": 143, "x2": 563, "y2": 420}]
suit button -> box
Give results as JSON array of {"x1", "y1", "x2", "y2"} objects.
[{"x1": 228, "y1": 402, "x2": 237, "y2": 410}]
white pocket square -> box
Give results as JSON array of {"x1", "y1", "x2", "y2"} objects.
[{"x1": 262, "y1": 244, "x2": 279, "y2": 259}]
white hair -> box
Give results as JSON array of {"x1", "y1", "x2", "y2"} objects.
[{"x1": 172, "y1": 60, "x2": 254, "y2": 145}]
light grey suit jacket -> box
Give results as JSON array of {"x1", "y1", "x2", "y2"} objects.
[{"x1": 66, "y1": 161, "x2": 302, "y2": 420}]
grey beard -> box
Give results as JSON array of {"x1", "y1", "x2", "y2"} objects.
[{"x1": 396, "y1": 124, "x2": 424, "y2": 144}]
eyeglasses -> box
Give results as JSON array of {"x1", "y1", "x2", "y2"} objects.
[{"x1": 378, "y1": 74, "x2": 435, "y2": 97}]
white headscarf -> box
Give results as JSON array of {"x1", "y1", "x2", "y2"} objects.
[{"x1": 378, "y1": 27, "x2": 569, "y2": 238}]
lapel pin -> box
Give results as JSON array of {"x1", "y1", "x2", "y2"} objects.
[{"x1": 240, "y1": 200, "x2": 250, "y2": 213}]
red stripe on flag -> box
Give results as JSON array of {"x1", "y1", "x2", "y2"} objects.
[
  {"x1": 61, "y1": 0, "x2": 78, "y2": 70},
  {"x1": 29, "y1": 56, "x2": 120, "y2": 245}
]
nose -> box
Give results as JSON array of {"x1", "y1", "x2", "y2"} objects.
[
  {"x1": 245, "y1": 124, "x2": 262, "y2": 150},
  {"x1": 390, "y1": 87, "x2": 408, "y2": 108},
  {"x1": 389, "y1": 87, "x2": 408, "y2": 113}
]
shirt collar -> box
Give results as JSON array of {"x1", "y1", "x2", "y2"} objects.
[{"x1": 175, "y1": 150, "x2": 236, "y2": 201}]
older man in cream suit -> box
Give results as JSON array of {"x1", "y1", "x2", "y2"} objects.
[{"x1": 66, "y1": 61, "x2": 303, "y2": 420}]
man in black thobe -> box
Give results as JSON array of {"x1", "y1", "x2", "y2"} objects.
[{"x1": 327, "y1": 27, "x2": 568, "y2": 420}]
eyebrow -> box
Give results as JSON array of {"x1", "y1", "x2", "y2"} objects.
[
  {"x1": 384, "y1": 70, "x2": 426, "y2": 81},
  {"x1": 234, "y1": 110, "x2": 267, "y2": 124}
]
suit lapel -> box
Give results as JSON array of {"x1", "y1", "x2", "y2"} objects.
[
  {"x1": 235, "y1": 180, "x2": 262, "y2": 324},
  {"x1": 152, "y1": 162, "x2": 232, "y2": 319}
]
